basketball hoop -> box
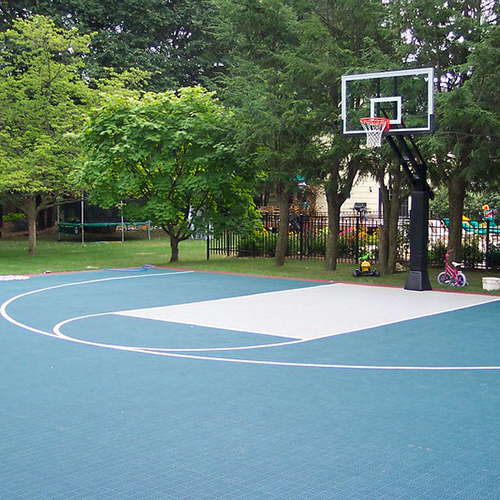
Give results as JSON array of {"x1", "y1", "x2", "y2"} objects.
[{"x1": 359, "y1": 117, "x2": 390, "y2": 148}]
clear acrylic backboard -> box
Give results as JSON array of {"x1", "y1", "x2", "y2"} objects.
[{"x1": 341, "y1": 67, "x2": 435, "y2": 137}]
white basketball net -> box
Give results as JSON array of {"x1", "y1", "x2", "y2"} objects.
[{"x1": 359, "y1": 118, "x2": 390, "y2": 148}]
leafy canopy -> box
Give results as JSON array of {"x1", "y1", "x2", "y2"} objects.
[
  {"x1": 0, "y1": 15, "x2": 93, "y2": 200},
  {"x1": 0, "y1": 0, "x2": 225, "y2": 92},
  {"x1": 77, "y1": 87, "x2": 259, "y2": 245}
]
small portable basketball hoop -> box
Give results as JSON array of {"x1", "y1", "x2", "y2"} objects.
[{"x1": 359, "y1": 117, "x2": 390, "y2": 148}]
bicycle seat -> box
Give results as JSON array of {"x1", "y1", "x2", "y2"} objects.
[{"x1": 452, "y1": 261, "x2": 463, "y2": 267}]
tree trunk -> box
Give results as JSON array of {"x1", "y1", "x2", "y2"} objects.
[
  {"x1": 448, "y1": 177, "x2": 467, "y2": 262},
  {"x1": 324, "y1": 191, "x2": 341, "y2": 271},
  {"x1": 378, "y1": 224, "x2": 388, "y2": 274},
  {"x1": 169, "y1": 234, "x2": 180, "y2": 262},
  {"x1": 378, "y1": 185, "x2": 391, "y2": 274},
  {"x1": 26, "y1": 196, "x2": 37, "y2": 256},
  {"x1": 387, "y1": 172, "x2": 404, "y2": 274},
  {"x1": 275, "y1": 185, "x2": 289, "y2": 267},
  {"x1": 387, "y1": 197, "x2": 402, "y2": 273}
]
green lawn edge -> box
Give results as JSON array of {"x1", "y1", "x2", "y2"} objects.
[{"x1": 1, "y1": 237, "x2": 499, "y2": 295}]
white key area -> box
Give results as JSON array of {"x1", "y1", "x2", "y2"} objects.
[{"x1": 116, "y1": 283, "x2": 498, "y2": 341}]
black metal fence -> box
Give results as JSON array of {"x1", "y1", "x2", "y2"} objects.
[{"x1": 208, "y1": 214, "x2": 500, "y2": 270}]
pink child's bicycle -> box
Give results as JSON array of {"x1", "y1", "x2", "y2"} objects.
[{"x1": 437, "y1": 249, "x2": 468, "y2": 287}]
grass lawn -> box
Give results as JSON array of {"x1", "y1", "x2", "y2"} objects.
[{"x1": 1, "y1": 235, "x2": 499, "y2": 294}]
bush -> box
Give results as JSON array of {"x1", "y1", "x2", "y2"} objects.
[
  {"x1": 397, "y1": 219, "x2": 410, "y2": 260},
  {"x1": 237, "y1": 230, "x2": 276, "y2": 257},
  {"x1": 4, "y1": 212, "x2": 26, "y2": 222},
  {"x1": 286, "y1": 234, "x2": 300, "y2": 256},
  {"x1": 338, "y1": 233, "x2": 360, "y2": 259},
  {"x1": 305, "y1": 233, "x2": 326, "y2": 256},
  {"x1": 428, "y1": 240, "x2": 447, "y2": 266},
  {"x1": 4, "y1": 212, "x2": 28, "y2": 231},
  {"x1": 462, "y1": 238, "x2": 484, "y2": 268},
  {"x1": 487, "y1": 245, "x2": 500, "y2": 269}
]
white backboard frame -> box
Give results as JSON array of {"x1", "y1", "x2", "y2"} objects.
[{"x1": 341, "y1": 67, "x2": 435, "y2": 136}]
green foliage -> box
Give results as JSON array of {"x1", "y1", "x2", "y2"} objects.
[
  {"x1": 0, "y1": 1, "x2": 224, "y2": 92},
  {"x1": 430, "y1": 188, "x2": 500, "y2": 220},
  {"x1": 305, "y1": 230, "x2": 327, "y2": 257},
  {"x1": 0, "y1": 15, "x2": 93, "y2": 198},
  {"x1": 428, "y1": 240, "x2": 448, "y2": 266},
  {"x1": 3, "y1": 213, "x2": 26, "y2": 223},
  {"x1": 213, "y1": 0, "x2": 316, "y2": 188},
  {"x1": 0, "y1": 15, "x2": 100, "y2": 253},
  {"x1": 237, "y1": 230, "x2": 277, "y2": 257},
  {"x1": 76, "y1": 86, "x2": 260, "y2": 259},
  {"x1": 462, "y1": 238, "x2": 485, "y2": 269},
  {"x1": 488, "y1": 245, "x2": 500, "y2": 269},
  {"x1": 397, "y1": 220, "x2": 411, "y2": 260}
]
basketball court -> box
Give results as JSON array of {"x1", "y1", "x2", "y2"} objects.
[{"x1": 2, "y1": 268, "x2": 500, "y2": 498}]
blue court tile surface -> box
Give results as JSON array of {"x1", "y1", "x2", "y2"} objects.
[{"x1": 1, "y1": 269, "x2": 500, "y2": 499}]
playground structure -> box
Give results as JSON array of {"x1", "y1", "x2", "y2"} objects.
[{"x1": 57, "y1": 198, "x2": 153, "y2": 243}]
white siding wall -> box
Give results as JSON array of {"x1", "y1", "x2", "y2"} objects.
[{"x1": 316, "y1": 175, "x2": 380, "y2": 215}]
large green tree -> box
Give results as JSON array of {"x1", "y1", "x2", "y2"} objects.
[
  {"x1": 285, "y1": 0, "x2": 397, "y2": 270},
  {"x1": 0, "y1": 0, "x2": 224, "y2": 92},
  {"x1": 390, "y1": 0, "x2": 500, "y2": 261},
  {"x1": 0, "y1": 15, "x2": 94, "y2": 254},
  {"x1": 213, "y1": 0, "x2": 316, "y2": 266},
  {"x1": 76, "y1": 87, "x2": 259, "y2": 262}
]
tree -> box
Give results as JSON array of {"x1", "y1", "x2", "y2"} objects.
[
  {"x1": 0, "y1": 15, "x2": 94, "y2": 254},
  {"x1": 213, "y1": 0, "x2": 315, "y2": 266},
  {"x1": 390, "y1": 0, "x2": 500, "y2": 261},
  {"x1": 285, "y1": 0, "x2": 397, "y2": 270},
  {"x1": 372, "y1": 159, "x2": 409, "y2": 274},
  {"x1": 76, "y1": 87, "x2": 259, "y2": 262},
  {"x1": 0, "y1": 0, "x2": 225, "y2": 92}
]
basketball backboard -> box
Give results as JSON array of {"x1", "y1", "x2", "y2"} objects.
[{"x1": 341, "y1": 67, "x2": 435, "y2": 137}]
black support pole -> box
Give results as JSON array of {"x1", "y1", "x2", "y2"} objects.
[
  {"x1": 386, "y1": 135, "x2": 432, "y2": 291},
  {"x1": 405, "y1": 189, "x2": 432, "y2": 291}
]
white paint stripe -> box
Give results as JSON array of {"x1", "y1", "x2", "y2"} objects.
[
  {"x1": 53, "y1": 312, "x2": 305, "y2": 351},
  {"x1": 51, "y1": 313, "x2": 500, "y2": 370},
  {"x1": 50, "y1": 322, "x2": 500, "y2": 371},
  {"x1": 0, "y1": 271, "x2": 194, "y2": 338},
  {"x1": 121, "y1": 349, "x2": 500, "y2": 371}
]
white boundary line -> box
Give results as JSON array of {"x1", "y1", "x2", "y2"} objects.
[
  {"x1": 0, "y1": 271, "x2": 194, "y2": 338},
  {"x1": 53, "y1": 312, "x2": 306, "y2": 351},
  {"x1": 2, "y1": 272, "x2": 500, "y2": 370}
]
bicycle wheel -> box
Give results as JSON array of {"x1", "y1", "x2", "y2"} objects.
[
  {"x1": 437, "y1": 272, "x2": 449, "y2": 285},
  {"x1": 456, "y1": 272, "x2": 468, "y2": 287}
]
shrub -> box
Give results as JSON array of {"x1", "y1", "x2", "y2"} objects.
[
  {"x1": 428, "y1": 240, "x2": 448, "y2": 266},
  {"x1": 487, "y1": 244, "x2": 500, "y2": 269},
  {"x1": 305, "y1": 234, "x2": 326, "y2": 256},
  {"x1": 397, "y1": 219, "x2": 410, "y2": 260},
  {"x1": 4, "y1": 212, "x2": 26, "y2": 222},
  {"x1": 462, "y1": 238, "x2": 484, "y2": 268},
  {"x1": 338, "y1": 233, "x2": 360, "y2": 259},
  {"x1": 237, "y1": 230, "x2": 276, "y2": 257}
]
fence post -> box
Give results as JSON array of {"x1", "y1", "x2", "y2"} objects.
[
  {"x1": 355, "y1": 215, "x2": 360, "y2": 262},
  {"x1": 226, "y1": 231, "x2": 230, "y2": 257},
  {"x1": 206, "y1": 231, "x2": 210, "y2": 260},
  {"x1": 299, "y1": 214, "x2": 304, "y2": 261},
  {"x1": 485, "y1": 219, "x2": 490, "y2": 269}
]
